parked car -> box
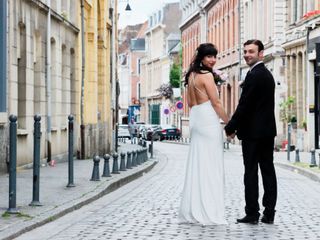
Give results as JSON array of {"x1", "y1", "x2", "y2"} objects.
[
  {"x1": 118, "y1": 124, "x2": 131, "y2": 139},
  {"x1": 156, "y1": 125, "x2": 181, "y2": 140},
  {"x1": 141, "y1": 124, "x2": 161, "y2": 141}
]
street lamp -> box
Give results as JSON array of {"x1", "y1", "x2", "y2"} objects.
[
  {"x1": 112, "y1": 0, "x2": 132, "y2": 153},
  {"x1": 125, "y1": 2, "x2": 132, "y2": 11},
  {"x1": 120, "y1": 0, "x2": 132, "y2": 11}
]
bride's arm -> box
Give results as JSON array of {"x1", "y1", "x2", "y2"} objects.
[
  {"x1": 203, "y1": 73, "x2": 229, "y2": 123},
  {"x1": 186, "y1": 84, "x2": 193, "y2": 108}
]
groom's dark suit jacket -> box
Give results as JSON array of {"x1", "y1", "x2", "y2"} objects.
[{"x1": 225, "y1": 63, "x2": 277, "y2": 140}]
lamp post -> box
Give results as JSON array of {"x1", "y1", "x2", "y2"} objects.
[{"x1": 112, "y1": 0, "x2": 132, "y2": 152}]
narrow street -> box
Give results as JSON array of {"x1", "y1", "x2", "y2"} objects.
[{"x1": 16, "y1": 142, "x2": 320, "y2": 240}]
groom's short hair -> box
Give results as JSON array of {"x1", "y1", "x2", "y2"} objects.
[{"x1": 244, "y1": 39, "x2": 264, "y2": 52}]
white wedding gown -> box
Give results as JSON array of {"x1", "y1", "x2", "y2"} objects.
[{"x1": 179, "y1": 100, "x2": 227, "y2": 225}]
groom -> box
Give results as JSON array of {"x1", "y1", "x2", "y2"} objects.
[{"x1": 225, "y1": 39, "x2": 277, "y2": 224}]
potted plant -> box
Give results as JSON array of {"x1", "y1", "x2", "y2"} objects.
[{"x1": 290, "y1": 116, "x2": 297, "y2": 129}]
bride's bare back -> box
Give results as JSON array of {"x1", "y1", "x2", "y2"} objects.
[{"x1": 187, "y1": 72, "x2": 229, "y2": 123}]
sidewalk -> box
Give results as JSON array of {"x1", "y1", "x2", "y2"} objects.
[
  {"x1": 224, "y1": 143, "x2": 320, "y2": 182},
  {"x1": 273, "y1": 148, "x2": 320, "y2": 182},
  {"x1": 165, "y1": 139, "x2": 320, "y2": 182},
  {"x1": 0, "y1": 142, "x2": 157, "y2": 240}
]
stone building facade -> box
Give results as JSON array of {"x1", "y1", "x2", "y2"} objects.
[
  {"x1": 180, "y1": 0, "x2": 240, "y2": 137},
  {"x1": 140, "y1": 2, "x2": 182, "y2": 126},
  {"x1": 0, "y1": 0, "x2": 79, "y2": 172},
  {"x1": 281, "y1": 0, "x2": 320, "y2": 150},
  {"x1": 0, "y1": 0, "x2": 114, "y2": 173}
]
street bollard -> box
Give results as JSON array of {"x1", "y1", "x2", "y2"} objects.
[
  {"x1": 136, "y1": 150, "x2": 140, "y2": 165},
  {"x1": 120, "y1": 152, "x2": 126, "y2": 171},
  {"x1": 141, "y1": 148, "x2": 145, "y2": 162},
  {"x1": 149, "y1": 143, "x2": 153, "y2": 159},
  {"x1": 138, "y1": 149, "x2": 142, "y2": 165},
  {"x1": 135, "y1": 149, "x2": 139, "y2": 165},
  {"x1": 102, "y1": 154, "x2": 111, "y2": 177},
  {"x1": 30, "y1": 115, "x2": 42, "y2": 206},
  {"x1": 295, "y1": 148, "x2": 300, "y2": 163},
  {"x1": 126, "y1": 151, "x2": 132, "y2": 169},
  {"x1": 7, "y1": 115, "x2": 19, "y2": 214},
  {"x1": 310, "y1": 148, "x2": 317, "y2": 167},
  {"x1": 143, "y1": 148, "x2": 148, "y2": 162},
  {"x1": 67, "y1": 115, "x2": 75, "y2": 187},
  {"x1": 287, "y1": 123, "x2": 291, "y2": 162},
  {"x1": 131, "y1": 150, "x2": 137, "y2": 167},
  {"x1": 146, "y1": 147, "x2": 149, "y2": 161},
  {"x1": 91, "y1": 155, "x2": 100, "y2": 181},
  {"x1": 112, "y1": 152, "x2": 120, "y2": 174},
  {"x1": 139, "y1": 149, "x2": 143, "y2": 163}
]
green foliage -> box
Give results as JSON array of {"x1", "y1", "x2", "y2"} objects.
[
  {"x1": 169, "y1": 63, "x2": 181, "y2": 88},
  {"x1": 279, "y1": 96, "x2": 295, "y2": 123}
]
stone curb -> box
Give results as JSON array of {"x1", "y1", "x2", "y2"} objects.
[
  {"x1": 2, "y1": 160, "x2": 158, "y2": 240},
  {"x1": 275, "y1": 162, "x2": 320, "y2": 183}
]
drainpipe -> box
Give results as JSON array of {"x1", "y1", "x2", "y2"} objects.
[
  {"x1": 80, "y1": 0, "x2": 86, "y2": 159},
  {"x1": 0, "y1": 0, "x2": 7, "y2": 112},
  {"x1": 238, "y1": 0, "x2": 242, "y2": 83},
  {"x1": 111, "y1": 0, "x2": 117, "y2": 152},
  {"x1": 46, "y1": 0, "x2": 52, "y2": 163}
]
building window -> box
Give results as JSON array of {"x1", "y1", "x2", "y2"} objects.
[
  {"x1": 18, "y1": 25, "x2": 27, "y2": 129},
  {"x1": 137, "y1": 58, "x2": 141, "y2": 75}
]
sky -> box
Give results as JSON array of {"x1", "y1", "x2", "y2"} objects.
[{"x1": 118, "y1": 0, "x2": 180, "y2": 29}]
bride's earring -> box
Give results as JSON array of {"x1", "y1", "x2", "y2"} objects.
[{"x1": 200, "y1": 62, "x2": 203, "y2": 67}]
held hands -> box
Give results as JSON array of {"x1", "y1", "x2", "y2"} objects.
[{"x1": 226, "y1": 133, "x2": 235, "y2": 142}]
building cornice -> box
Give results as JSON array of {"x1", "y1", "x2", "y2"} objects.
[
  {"x1": 145, "y1": 24, "x2": 165, "y2": 35},
  {"x1": 29, "y1": 0, "x2": 80, "y2": 33},
  {"x1": 179, "y1": 11, "x2": 200, "y2": 31},
  {"x1": 282, "y1": 37, "x2": 306, "y2": 50}
]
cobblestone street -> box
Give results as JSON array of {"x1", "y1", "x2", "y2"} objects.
[{"x1": 16, "y1": 142, "x2": 320, "y2": 240}]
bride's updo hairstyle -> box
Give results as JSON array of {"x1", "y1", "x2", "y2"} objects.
[{"x1": 184, "y1": 43, "x2": 218, "y2": 86}]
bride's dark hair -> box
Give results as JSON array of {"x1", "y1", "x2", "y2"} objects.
[{"x1": 184, "y1": 43, "x2": 218, "y2": 86}]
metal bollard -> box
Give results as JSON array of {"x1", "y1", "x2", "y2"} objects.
[
  {"x1": 143, "y1": 148, "x2": 148, "y2": 162},
  {"x1": 67, "y1": 115, "x2": 75, "y2": 187},
  {"x1": 141, "y1": 148, "x2": 146, "y2": 162},
  {"x1": 30, "y1": 115, "x2": 42, "y2": 206},
  {"x1": 310, "y1": 149, "x2": 317, "y2": 167},
  {"x1": 112, "y1": 152, "x2": 120, "y2": 174},
  {"x1": 126, "y1": 151, "x2": 132, "y2": 169},
  {"x1": 287, "y1": 123, "x2": 291, "y2": 162},
  {"x1": 102, "y1": 154, "x2": 111, "y2": 177},
  {"x1": 7, "y1": 115, "x2": 19, "y2": 214},
  {"x1": 138, "y1": 149, "x2": 142, "y2": 165},
  {"x1": 120, "y1": 152, "x2": 126, "y2": 171},
  {"x1": 149, "y1": 143, "x2": 153, "y2": 159},
  {"x1": 91, "y1": 155, "x2": 100, "y2": 181},
  {"x1": 295, "y1": 148, "x2": 300, "y2": 163},
  {"x1": 131, "y1": 150, "x2": 137, "y2": 167}
]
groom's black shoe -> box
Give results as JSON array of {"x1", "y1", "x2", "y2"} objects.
[
  {"x1": 236, "y1": 215, "x2": 259, "y2": 224},
  {"x1": 261, "y1": 215, "x2": 274, "y2": 224},
  {"x1": 261, "y1": 209, "x2": 275, "y2": 224}
]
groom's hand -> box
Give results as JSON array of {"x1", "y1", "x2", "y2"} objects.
[{"x1": 226, "y1": 133, "x2": 235, "y2": 141}]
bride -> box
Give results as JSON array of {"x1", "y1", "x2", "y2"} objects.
[{"x1": 179, "y1": 43, "x2": 229, "y2": 225}]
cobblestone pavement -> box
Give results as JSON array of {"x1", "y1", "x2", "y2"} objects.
[{"x1": 16, "y1": 143, "x2": 320, "y2": 240}]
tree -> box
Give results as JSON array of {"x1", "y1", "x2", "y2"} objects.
[
  {"x1": 279, "y1": 96, "x2": 296, "y2": 123},
  {"x1": 169, "y1": 63, "x2": 181, "y2": 88}
]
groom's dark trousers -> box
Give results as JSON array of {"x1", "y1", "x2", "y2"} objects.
[{"x1": 242, "y1": 138, "x2": 277, "y2": 216}]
